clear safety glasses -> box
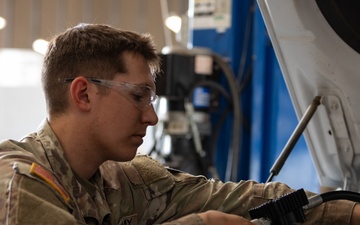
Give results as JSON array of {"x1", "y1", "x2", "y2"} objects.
[{"x1": 61, "y1": 77, "x2": 158, "y2": 111}]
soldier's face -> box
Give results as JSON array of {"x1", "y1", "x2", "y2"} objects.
[{"x1": 91, "y1": 52, "x2": 158, "y2": 161}]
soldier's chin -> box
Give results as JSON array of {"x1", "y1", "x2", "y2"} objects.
[{"x1": 117, "y1": 150, "x2": 138, "y2": 162}]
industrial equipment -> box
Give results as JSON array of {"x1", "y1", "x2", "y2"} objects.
[
  {"x1": 152, "y1": 46, "x2": 241, "y2": 178},
  {"x1": 250, "y1": 189, "x2": 360, "y2": 225}
]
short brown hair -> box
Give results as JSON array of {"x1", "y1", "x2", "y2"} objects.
[{"x1": 42, "y1": 23, "x2": 160, "y2": 115}]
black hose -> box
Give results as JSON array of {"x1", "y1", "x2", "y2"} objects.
[
  {"x1": 306, "y1": 190, "x2": 360, "y2": 210},
  {"x1": 187, "y1": 80, "x2": 232, "y2": 179},
  {"x1": 321, "y1": 190, "x2": 360, "y2": 203}
]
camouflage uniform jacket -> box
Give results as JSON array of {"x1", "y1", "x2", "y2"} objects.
[{"x1": 0, "y1": 120, "x2": 356, "y2": 225}]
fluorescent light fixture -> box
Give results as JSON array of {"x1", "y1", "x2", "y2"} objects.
[
  {"x1": 0, "y1": 16, "x2": 6, "y2": 30},
  {"x1": 32, "y1": 39, "x2": 49, "y2": 55},
  {"x1": 165, "y1": 14, "x2": 182, "y2": 33}
]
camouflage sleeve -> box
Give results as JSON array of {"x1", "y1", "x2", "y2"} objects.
[
  {"x1": 166, "y1": 171, "x2": 355, "y2": 224},
  {"x1": 0, "y1": 157, "x2": 84, "y2": 225},
  {"x1": 123, "y1": 155, "x2": 355, "y2": 225},
  {"x1": 156, "y1": 213, "x2": 204, "y2": 225}
]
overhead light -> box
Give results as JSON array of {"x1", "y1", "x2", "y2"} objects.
[
  {"x1": 32, "y1": 39, "x2": 49, "y2": 55},
  {"x1": 0, "y1": 17, "x2": 6, "y2": 30},
  {"x1": 165, "y1": 14, "x2": 182, "y2": 33}
]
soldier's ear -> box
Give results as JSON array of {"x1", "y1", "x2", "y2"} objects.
[{"x1": 69, "y1": 76, "x2": 91, "y2": 112}]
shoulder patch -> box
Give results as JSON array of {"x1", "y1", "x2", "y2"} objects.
[
  {"x1": 123, "y1": 155, "x2": 175, "y2": 199},
  {"x1": 29, "y1": 163, "x2": 70, "y2": 203},
  {"x1": 131, "y1": 155, "x2": 172, "y2": 185}
]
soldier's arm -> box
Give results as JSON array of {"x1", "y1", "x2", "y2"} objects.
[
  {"x1": 166, "y1": 171, "x2": 355, "y2": 225},
  {"x1": 121, "y1": 155, "x2": 355, "y2": 225}
]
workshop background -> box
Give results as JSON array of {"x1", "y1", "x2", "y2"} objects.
[{"x1": 0, "y1": 0, "x2": 318, "y2": 192}]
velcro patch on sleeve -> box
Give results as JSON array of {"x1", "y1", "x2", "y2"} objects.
[
  {"x1": 131, "y1": 155, "x2": 172, "y2": 185},
  {"x1": 29, "y1": 163, "x2": 70, "y2": 203},
  {"x1": 123, "y1": 155, "x2": 175, "y2": 199}
]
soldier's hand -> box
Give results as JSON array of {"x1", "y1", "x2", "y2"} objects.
[
  {"x1": 351, "y1": 204, "x2": 360, "y2": 225},
  {"x1": 197, "y1": 210, "x2": 256, "y2": 225}
]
